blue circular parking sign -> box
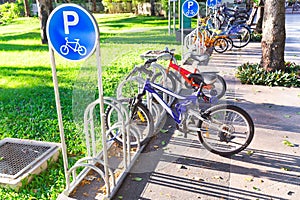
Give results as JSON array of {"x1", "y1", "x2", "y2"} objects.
[
  {"x1": 207, "y1": 0, "x2": 217, "y2": 7},
  {"x1": 182, "y1": 0, "x2": 199, "y2": 18},
  {"x1": 46, "y1": 4, "x2": 99, "y2": 61}
]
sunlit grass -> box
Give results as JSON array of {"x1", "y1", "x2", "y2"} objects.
[
  {"x1": 95, "y1": 13, "x2": 169, "y2": 32},
  {"x1": 0, "y1": 17, "x2": 40, "y2": 34}
]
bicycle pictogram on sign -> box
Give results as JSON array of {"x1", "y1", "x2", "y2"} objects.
[
  {"x1": 184, "y1": 10, "x2": 196, "y2": 17},
  {"x1": 60, "y1": 37, "x2": 87, "y2": 56}
]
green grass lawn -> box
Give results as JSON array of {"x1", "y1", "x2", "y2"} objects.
[{"x1": 0, "y1": 14, "x2": 180, "y2": 199}]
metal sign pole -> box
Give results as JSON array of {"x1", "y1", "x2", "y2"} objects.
[
  {"x1": 168, "y1": 0, "x2": 171, "y2": 34},
  {"x1": 178, "y1": 0, "x2": 181, "y2": 31},
  {"x1": 197, "y1": 12, "x2": 200, "y2": 55},
  {"x1": 48, "y1": 47, "x2": 70, "y2": 188},
  {"x1": 181, "y1": 0, "x2": 199, "y2": 64},
  {"x1": 181, "y1": 5, "x2": 184, "y2": 63},
  {"x1": 173, "y1": 0, "x2": 176, "y2": 33}
]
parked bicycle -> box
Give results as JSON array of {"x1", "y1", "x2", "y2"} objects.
[
  {"x1": 150, "y1": 48, "x2": 227, "y2": 99},
  {"x1": 214, "y1": 4, "x2": 250, "y2": 30},
  {"x1": 110, "y1": 74, "x2": 254, "y2": 156},
  {"x1": 292, "y1": 0, "x2": 300, "y2": 12},
  {"x1": 199, "y1": 16, "x2": 251, "y2": 50}
]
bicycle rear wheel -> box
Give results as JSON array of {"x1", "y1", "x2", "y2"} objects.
[
  {"x1": 198, "y1": 104, "x2": 254, "y2": 156},
  {"x1": 105, "y1": 99, "x2": 154, "y2": 147},
  {"x1": 151, "y1": 72, "x2": 176, "y2": 91}
]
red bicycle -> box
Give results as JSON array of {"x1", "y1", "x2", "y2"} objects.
[{"x1": 143, "y1": 48, "x2": 227, "y2": 100}]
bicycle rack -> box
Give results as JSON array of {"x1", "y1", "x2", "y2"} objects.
[
  {"x1": 55, "y1": 49, "x2": 175, "y2": 200},
  {"x1": 182, "y1": 28, "x2": 209, "y2": 62},
  {"x1": 58, "y1": 97, "x2": 144, "y2": 199},
  {"x1": 116, "y1": 58, "x2": 179, "y2": 134}
]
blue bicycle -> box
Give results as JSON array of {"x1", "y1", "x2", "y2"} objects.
[{"x1": 106, "y1": 66, "x2": 254, "y2": 156}]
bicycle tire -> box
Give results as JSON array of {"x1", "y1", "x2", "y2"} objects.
[
  {"x1": 78, "y1": 46, "x2": 87, "y2": 56},
  {"x1": 148, "y1": 101, "x2": 168, "y2": 133},
  {"x1": 226, "y1": 38, "x2": 233, "y2": 51},
  {"x1": 230, "y1": 26, "x2": 251, "y2": 48},
  {"x1": 202, "y1": 73, "x2": 227, "y2": 100},
  {"x1": 184, "y1": 73, "x2": 227, "y2": 100},
  {"x1": 60, "y1": 45, "x2": 69, "y2": 55},
  {"x1": 213, "y1": 38, "x2": 228, "y2": 53},
  {"x1": 197, "y1": 104, "x2": 254, "y2": 156},
  {"x1": 105, "y1": 99, "x2": 154, "y2": 147}
]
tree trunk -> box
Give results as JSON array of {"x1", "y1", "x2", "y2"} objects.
[
  {"x1": 92, "y1": 0, "x2": 97, "y2": 12},
  {"x1": 37, "y1": 0, "x2": 53, "y2": 44},
  {"x1": 23, "y1": 0, "x2": 31, "y2": 17},
  {"x1": 255, "y1": 0, "x2": 264, "y2": 34},
  {"x1": 150, "y1": 0, "x2": 155, "y2": 16},
  {"x1": 261, "y1": 0, "x2": 286, "y2": 72}
]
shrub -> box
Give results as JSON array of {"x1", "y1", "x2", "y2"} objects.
[
  {"x1": 250, "y1": 32, "x2": 262, "y2": 42},
  {"x1": 0, "y1": 2, "x2": 23, "y2": 24},
  {"x1": 236, "y1": 62, "x2": 300, "y2": 87}
]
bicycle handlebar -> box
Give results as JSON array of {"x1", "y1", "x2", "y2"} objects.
[{"x1": 144, "y1": 58, "x2": 157, "y2": 66}]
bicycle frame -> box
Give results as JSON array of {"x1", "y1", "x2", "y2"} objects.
[
  {"x1": 139, "y1": 79, "x2": 201, "y2": 124},
  {"x1": 166, "y1": 54, "x2": 214, "y2": 90},
  {"x1": 65, "y1": 39, "x2": 80, "y2": 51}
]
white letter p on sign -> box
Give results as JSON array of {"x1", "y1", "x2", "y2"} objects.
[
  {"x1": 188, "y1": 1, "x2": 194, "y2": 9},
  {"x1": 63, "y1": 11, "x2": 79, "y2": 34}
]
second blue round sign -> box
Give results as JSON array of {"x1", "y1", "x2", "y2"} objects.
[{"x1": 182, "y1": 0, "x2": 199, "y2": 18}]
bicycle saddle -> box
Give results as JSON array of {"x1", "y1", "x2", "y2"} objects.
[{"x1": 187, "y1": 73, "x2": 204, "y2": 85}]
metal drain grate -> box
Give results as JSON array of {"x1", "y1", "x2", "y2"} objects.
[{"x1": 0, "y1": 140, "x2": 57, "y2": 179}]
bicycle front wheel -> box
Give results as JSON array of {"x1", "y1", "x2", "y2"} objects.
[
  {"x1": 198, "y1": 104, "x2": 254, "y2": 156},
  {"x1": 202, "y1": 73, "x2": 227, "y2": 100},
  {"x1": 213, "y1": 38, "x2": 228, "y2": 53},
  {"x1": 230, "y1": 26, "x2": 251, "y2": 48},
  {"x1": 105, "y1": 99, "x2": 154, "y2": 147},
  {"x1": 78, "y1": 46, "x2": 87, "y2": 56}
]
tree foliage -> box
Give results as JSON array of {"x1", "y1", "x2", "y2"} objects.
[{"x1": 0, "y1": 1, "x2": 23, "y2": 24}]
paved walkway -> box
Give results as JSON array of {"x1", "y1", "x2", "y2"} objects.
[{"x1": 112, "y1": 14, "x2": 300, "y2": 200}]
